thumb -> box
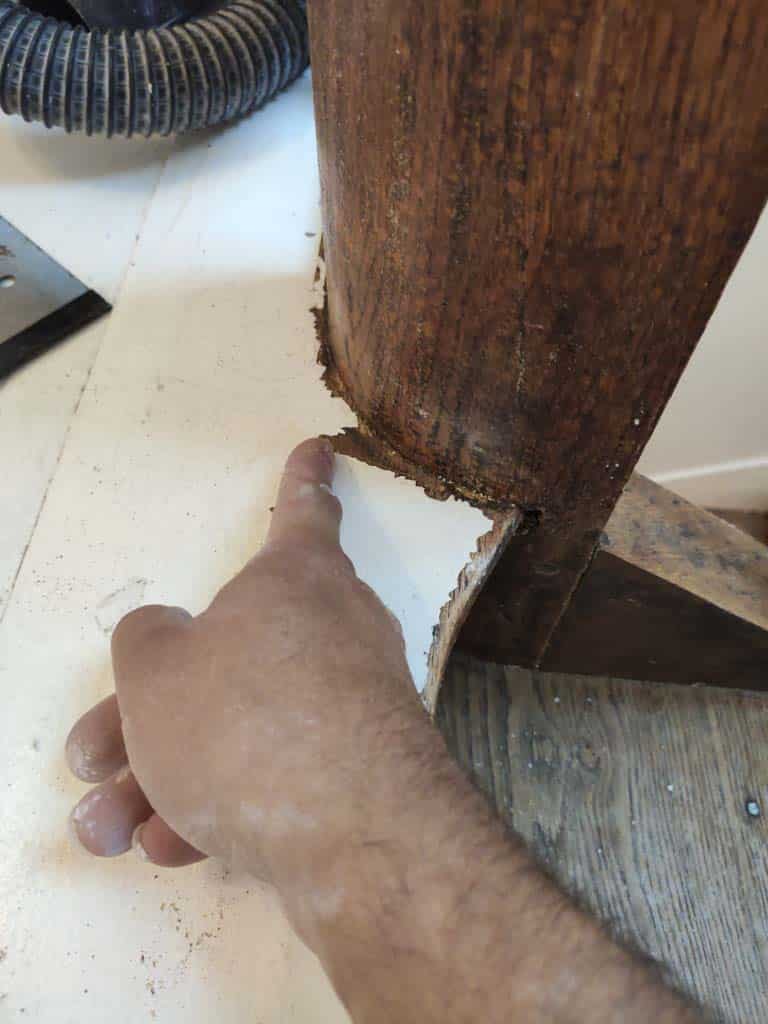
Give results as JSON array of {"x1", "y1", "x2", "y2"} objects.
[{"x1": 265, "y1": 437, "x2": 343, "y2": 552}]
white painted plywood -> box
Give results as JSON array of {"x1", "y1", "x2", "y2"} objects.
[{"x1": 0, "y1": 123, "x2": 171, "y2": 616}]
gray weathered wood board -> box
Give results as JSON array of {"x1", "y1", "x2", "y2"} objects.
[{"x1": 438, "y1": 653, "x2": 768, "y2": 1023}]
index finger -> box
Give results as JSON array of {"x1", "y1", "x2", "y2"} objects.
[{"x1": 265, "y1": 437, "x2": 343, "y2": 552}]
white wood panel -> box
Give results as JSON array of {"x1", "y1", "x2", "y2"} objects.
[{"x1": 1, "y1": 123, "x2": 172, "y2": 616}]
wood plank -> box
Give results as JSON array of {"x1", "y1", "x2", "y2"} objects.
[
  {"x1": 310, "y1": 0, "x2": 768, "y2": 665},
  {"x1": 438, "y1": 652, "x2": 768, "y2": 1023},
  {"x1": 463, "y1": 474, "x2": 768, "y2": 688},
  {"x1": 540, "y1": 475, "x2": 768, "y2": 687},
  {"x1": 424, "y1": 511, "x2": 520, "y2": 712},
  {"x1": 0, "y1": 122, "x2": 170, "y2": 617},
  {"x1": 542, "y1": 551, "x2": 768, "y2": 689},
  {"x1": 602, "y1": 475, "x2": 768, "y2": 630}
]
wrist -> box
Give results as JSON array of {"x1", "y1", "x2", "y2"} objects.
[
  {"x1": 267, "y1": 701, "x2": 519, "y2": 958},
  {"x1": 259, "y1": 694, "x2": 434, "y2": 932},
  {"x1": 281, "y1": 738, "x2": 540, "y2": 1022}
]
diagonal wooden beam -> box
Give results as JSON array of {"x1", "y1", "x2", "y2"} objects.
[
  {"x1": 539, "y1": 475, "x2": 768, "y2": 689},
  {"x1": 461, "y1": 474, "x2": 768, "y2": 689}
]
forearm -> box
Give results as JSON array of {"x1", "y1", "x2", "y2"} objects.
[{"x1": 274, "y1": 701, "x2": 701, "y2": 1024}]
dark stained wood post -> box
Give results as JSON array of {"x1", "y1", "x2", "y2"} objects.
[{"x1": 309, "y1": 0, "x2": 768, "y2": 670}]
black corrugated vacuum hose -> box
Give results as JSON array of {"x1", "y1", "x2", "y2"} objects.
[{"x1": 0, "y1": 0, "x2": 308, "y2": 136}]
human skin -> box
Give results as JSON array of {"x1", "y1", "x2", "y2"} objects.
[{"x1": 67, "y1": 438, "x2": 702, "y2": 1024}]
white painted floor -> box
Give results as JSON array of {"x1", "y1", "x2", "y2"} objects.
[{"x1": 0, "y1": 74, "x2": 488, "y2": 1021}]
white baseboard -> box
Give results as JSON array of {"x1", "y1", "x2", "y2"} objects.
[{"x1": 649, "y1": 456, "x2": 768, "y2": 510}]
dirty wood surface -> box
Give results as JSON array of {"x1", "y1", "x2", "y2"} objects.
[
  {"x1": 311, "y1": 0, "x2": 768, "y2": 668},
  {"x1": 537, "y1": 476, "x2": 768, "y2": 690},
  {"x1": 438, "y1": 652, "x2": 768, "y2": 1024},
  {"x1": 461, "y1": 475, "x2": 768, "y2": 689},
  {"x1": 599, "y1": 476, "x2": 768, "y2": 630}
]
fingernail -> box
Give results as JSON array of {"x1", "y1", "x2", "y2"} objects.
[
  {"x1": 132, "y1": 823, "x2": 150, "y2": 862},
  {"x1": 71, "y1": 787, "x2": 103, "y2": 824},
  {"x1": 113, "y1": 764, "x2": 132, "y2": 784},
  {"x1": 65, "y1": 738, "x2": 104, "y2": 783},
  {"x1": 67, "y1": 808, "x2": 85, "y2": 851}
]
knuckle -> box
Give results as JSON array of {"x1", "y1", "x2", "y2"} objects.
[
  {"x1": 264, "y1": 541, "x2": 355, "y2": 581},
  {"x1": 290, "y1": 482, "x2": 342, "y2": 518},
  {"x1": 295, "y1": 543, "x2": 343, "y2": 575},
  {"x1": 112, "y1": 605, "x2": 155, "y2": 645},
  {"x1": 324, "y1": 493, "x2": 343, "y2": 522},
  {"x1": 331, "y1": 548, "x2": 357, "y2": 576},
  {"x1": 112, "y1": 605, "x2": 189, "y2": 657}
]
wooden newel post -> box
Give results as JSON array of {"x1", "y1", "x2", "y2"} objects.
[{"x1": 309, "y1": 0, "x2": 768, "y2": 671}]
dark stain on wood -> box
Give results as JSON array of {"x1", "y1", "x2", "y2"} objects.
[
  {"x1": 542, "y1": 550, "x2": 768, "y2": 689},
  {"x1": 310, "y1": 0, "x2": 768, "y2": 507},
  {"x1": 459, "y1": 507, "x2": 605, "y2": 664}
]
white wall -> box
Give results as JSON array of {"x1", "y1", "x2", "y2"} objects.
[{"x1": 637, "y1": 204, "x2": 768, "y2": 509}]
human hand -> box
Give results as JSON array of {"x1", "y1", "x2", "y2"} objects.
[
  {"x1": 66, "y1": 438, "x2": 424, "y2": 942},
  {"x1": 65, "y1": 441, "x2": 700, "y2": 1024}
]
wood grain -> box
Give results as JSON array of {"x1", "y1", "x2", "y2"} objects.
[
  {"x1": 463, "y1": 474, "x2": 768, "y2": 688},
  {"x1": 310, "y1": 0, "x2": 768, "y2": 664},
  {"x1": 542, "y1": 552, "x2": 768, "y2": 689},
  {"x1": 438, "y1": 652, "x2": 768, "y2": 1023},
  {"x1": 603, "y1": 476, "x2": 768, "y2": 631}
]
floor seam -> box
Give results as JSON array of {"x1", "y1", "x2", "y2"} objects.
[{"x1": 0, "y1": 149, "x2": 173, "y2": 626}]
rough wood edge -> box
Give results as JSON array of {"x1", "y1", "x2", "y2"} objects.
[
  {"x1": 604, "y1": 474, "x2": 768, "y2": 631},
  {"x1": 313, "y1": 240, "x2": 519, "y2": 512},
  {"x1": 423, "y1": 510, "x2": 521, "y2": 714},
  {"x1": 311, "y1": 242, "x2": 522, "y2": 702},
  {"x1": 330, "y1": 423, "x2": 462, "y2": 504}
]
